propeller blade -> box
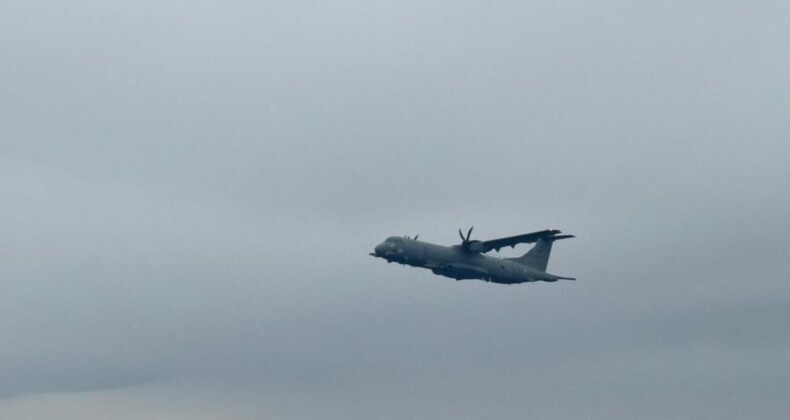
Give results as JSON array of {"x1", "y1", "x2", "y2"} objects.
[
  {"x1": 459, "y1": 228, "x2": 466, "y2": 242},
  {"x1": 466, "y1": 226, "x2": 474, "y2": 242}
]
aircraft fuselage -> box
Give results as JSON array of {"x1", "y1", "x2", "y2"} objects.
[{"x1": 372, "y1": 236, "x2": 566, "y2": 284}]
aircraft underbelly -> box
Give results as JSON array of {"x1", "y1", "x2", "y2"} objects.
[{"x1": 430, "y1": 263, "x2": 489, "y2": 280}]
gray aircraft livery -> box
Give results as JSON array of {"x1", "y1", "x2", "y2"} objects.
[{"x1": 370, "y1": 227, "x2": 575, "y2": 284}]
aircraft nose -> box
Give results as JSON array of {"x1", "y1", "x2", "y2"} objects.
[{"x1": 374, "y1": 243, "x2": 386, "y2": 256}]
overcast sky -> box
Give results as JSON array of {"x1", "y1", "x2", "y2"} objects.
[{"x1": 2, "y1": 1, "x2": 789, "y2": 419}]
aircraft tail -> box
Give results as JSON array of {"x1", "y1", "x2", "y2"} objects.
[{"x1": 510, "y1": 234, "x2": 574, "y2": 272}]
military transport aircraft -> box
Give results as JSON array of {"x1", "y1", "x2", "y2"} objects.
[{"x1": 370, "y1": 227, "x2": 575, "y2": 284}]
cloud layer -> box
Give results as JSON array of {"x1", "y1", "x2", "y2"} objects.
[{"x1": 2, "y1": 0, "x2": 789, "y2": 418}]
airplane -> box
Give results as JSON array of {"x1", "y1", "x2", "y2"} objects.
[{"x1": 370, "y1": 227, "x2": 575, "y2": 284}]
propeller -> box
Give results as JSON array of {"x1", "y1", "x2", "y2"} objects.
[
  {"x1": 458, "y1": 226, "x2": 486, "y2": 252},
  {"x1": 458, "y1": 226, "x2": 474, "y2": 248}
]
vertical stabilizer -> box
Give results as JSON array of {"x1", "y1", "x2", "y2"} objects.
[
  {"x1": 516, "y1": 238, "x2": 553, "y2": 271},
  {"x1": 510, "y1": 234, "x2": 574, "y2": 272}
]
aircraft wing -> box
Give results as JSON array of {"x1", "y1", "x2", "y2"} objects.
[{"x1": 469, "y1": 229, "x2": 564, "y2": 253}]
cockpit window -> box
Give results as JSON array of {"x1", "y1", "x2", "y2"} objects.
[{"x1": 386, "y1": 237, "x2": 404, "y2": 244}]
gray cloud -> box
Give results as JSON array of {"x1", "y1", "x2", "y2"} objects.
[{"x1": 2, "y1": 0, "x2": 789, "y2": 418}]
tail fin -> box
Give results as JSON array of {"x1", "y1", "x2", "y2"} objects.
[{"x1": 511, "y1": 234, "x2": 574, "y2": 272}]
